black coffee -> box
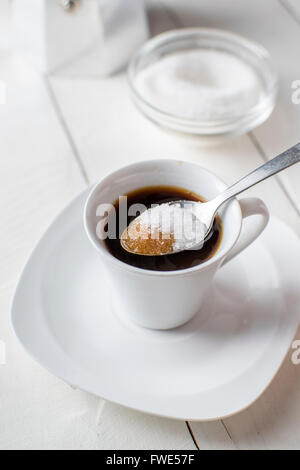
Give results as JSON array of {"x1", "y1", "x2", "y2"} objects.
[{"x1": 104, "y1": 185, "x2": 223, "y2": 272}]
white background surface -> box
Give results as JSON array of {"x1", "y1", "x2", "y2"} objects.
[{"x1": 0, "y1": 0, "x2": 300, "y2": 450}]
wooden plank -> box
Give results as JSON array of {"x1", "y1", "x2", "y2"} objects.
[
  {"x1": 160, "y1": 0, "x2": 300, "y2": 450},
  {"x1": 161, "y1": 0, "x2": 300, "y2": 210},
  {"x1": 190, "y1": 328, "x2": 300, "y2": 450},
  {"x1": 222, "y1": 325, "x2": 300, "y2": 450},
  {"x1": 95, "y1": 402, "x2": 196, "y2": 450},
  {"x1": 0, "y1": 60, "x2": 85, "y2": 286},
  {"x1": 0, "y1": 53, "x2": 107, "y2": 450},
  {"x1": 187, "y1": 421, "x2": 236, "y2": 450},
  {"x1": 250, "y1": 0, "x2": 300, "y2": 213}
]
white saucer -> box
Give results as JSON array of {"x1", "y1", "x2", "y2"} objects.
[{"x1": 11, "y1": 189, "x2": 300, "y2": 421}]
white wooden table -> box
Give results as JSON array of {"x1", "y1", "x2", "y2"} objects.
[{"x1": 1, "y1": 0, "x2": 300, "y2": 450}]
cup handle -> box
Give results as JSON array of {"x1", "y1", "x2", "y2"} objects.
[{"x1": 222, "y1": 197, "x2": 269, "y2": 266}]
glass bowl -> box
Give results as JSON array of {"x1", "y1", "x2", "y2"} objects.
[{"x1": 128, "y1": 28, "x2": 278, "y2": 138}]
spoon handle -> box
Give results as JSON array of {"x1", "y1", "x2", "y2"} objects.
[{"x1": 215, "y1": 142, "x2": 300, "y2": 206}]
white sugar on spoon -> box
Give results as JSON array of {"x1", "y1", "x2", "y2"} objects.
[{"x1": 121, "y1": 202, "x2": 206, "y2": 256}]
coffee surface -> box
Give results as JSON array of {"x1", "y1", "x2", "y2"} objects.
[{"x1": 104, "y1": 186, "x2": 222, "y2": 272}]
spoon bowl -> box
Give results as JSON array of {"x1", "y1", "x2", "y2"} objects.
[{"x1": 120, "y1": 199, "x2": 211, "y2": 256}]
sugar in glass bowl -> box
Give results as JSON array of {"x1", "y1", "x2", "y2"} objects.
[{"x1": 128, "y1": 28, "x2": 278, "y2": 138}]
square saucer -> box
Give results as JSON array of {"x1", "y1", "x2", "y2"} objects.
[{"x1": 11, "y1": 189, "x2": 300, "y2": 420}]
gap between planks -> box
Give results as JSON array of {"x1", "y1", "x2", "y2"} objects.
[
  {"x1": 279, "y1": 0, "x2": 300, "y2": 27},
  {"x1": 185, "y1": 422, "x2": 200, "y2": 450},
  {"x1": 248, "y1": 132, "x2": 300, "y2": 217},
  {"x1": 156, "y1": 0, "x2": 184, "y2": 28},
  {"x1": 44, "y1": 75, "x2": 90, "y2": 186}
]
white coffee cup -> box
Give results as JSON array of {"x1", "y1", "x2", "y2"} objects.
[{"x1": 84, "y1": 160, "x2": 269, "y2": 330}]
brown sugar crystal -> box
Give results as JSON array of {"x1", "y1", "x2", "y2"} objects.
[{"x1": 121, "y1": 222, "x2": 175, "y2": 256}]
